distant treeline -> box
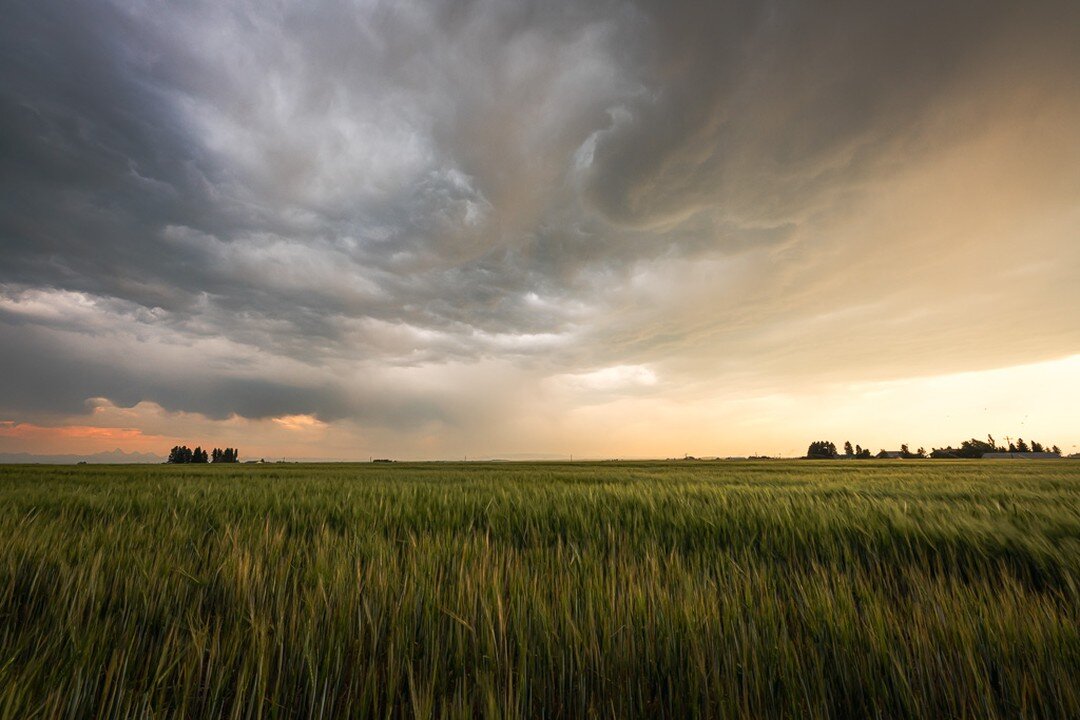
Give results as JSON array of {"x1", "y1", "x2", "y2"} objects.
[
  {"x1": 928, "y1": 436, "x2": 1060, "y2": 459},
  {"x1": 807, "y1": 436, "x2": 1060, "y2": 460},
  {"x1": 166, "y1": 446, "x2": 240, "y2": 463}
]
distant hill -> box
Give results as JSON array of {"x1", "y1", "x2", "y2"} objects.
[{"x1": 0, "y1": 448, "x2": 163, "y2": 464}]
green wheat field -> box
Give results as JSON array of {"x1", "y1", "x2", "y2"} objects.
[{"x1": 1, "y1": 461, "x2": 1077, "y2": 718}]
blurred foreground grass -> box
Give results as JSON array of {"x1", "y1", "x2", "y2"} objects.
[{"x1": 0, "y1": 461, "x2": 1077, "y2": 718}]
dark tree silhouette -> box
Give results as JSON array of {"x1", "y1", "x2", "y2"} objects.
[
  {"x1": 843, "y1": 441, "x2": 854, "y2": 457},
  {"x1": 806, "y1": 441, "x2": 838, "y2": 459},
  {"x1": 930, "y1": 435, "x2": 1062, "y2": 458},
  {"x1": 950, "y1": 435, "x2": 1000, "y2": 455},
  {"x1": 170, "y1": 445, "x2": 238, "y2": 463},
  {"x1": 167, "y1": 445, "x2": 193, "y2": 463},
  {"x1": 210, "y1": 448, "x2": 239, "y2": 463}
]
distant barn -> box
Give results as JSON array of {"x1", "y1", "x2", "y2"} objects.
[
  {"x1": 876, "y1": 450, "x2": 904, "y2": 459},
  {"x1": 982, "y1": 452, "x2": 1061, "y2": 460}
]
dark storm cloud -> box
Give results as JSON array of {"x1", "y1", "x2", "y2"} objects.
[
  {"x1": 0, "y1": 314, "x2": 457, "y2": 427},
  {"x1": 0, "y1": 2, "x2": 240, "y2": 308},
  {"x1": 1, "y1": 0, "x2": 1077, "y2": 428}
]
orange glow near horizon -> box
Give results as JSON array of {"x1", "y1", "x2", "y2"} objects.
[
  {"x1": 2, "y1": 354, "x2": 1078, "y2": 461},
  {"x1": 0, "y1": 421, "x2": 165, "y2": 455}
]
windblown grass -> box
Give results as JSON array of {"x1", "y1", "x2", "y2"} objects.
[{"x1": 0, "y1": 461, "x2": 1077, "y2": 718}]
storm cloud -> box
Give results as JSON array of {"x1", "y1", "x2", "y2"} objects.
[{"x1": 2, "y1": 0, "x2": 1078, "y2": 456}]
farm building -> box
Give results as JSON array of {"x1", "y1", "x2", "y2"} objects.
[{"x1": 982, "y1": 452, "x2": 1061, "y2": 460}]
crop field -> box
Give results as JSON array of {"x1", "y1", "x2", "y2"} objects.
[{"x1": 0, "y1": 461, "x2": 1077, "y2": 719}]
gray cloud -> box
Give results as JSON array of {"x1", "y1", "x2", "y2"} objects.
[
  {"x1": 1, "y1": 0, "x2": 1077, "y2": 436},
  {"x1": 584, "y1": 0, "x2": 1075, "y2": 228}
]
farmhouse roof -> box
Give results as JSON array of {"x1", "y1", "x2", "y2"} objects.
[{"x1": 982, "y1": 452, "x2": 1061, "y2": 459}]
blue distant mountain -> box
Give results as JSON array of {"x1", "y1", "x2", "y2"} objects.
[{"x1": 0, "y1": 448, "x2": 163, "y2": 464}]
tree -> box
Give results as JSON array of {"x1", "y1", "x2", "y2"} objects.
[
  {"x1": 930, "y1": 446, "x2": 958, "y2": 458},
  {"x1": 961, "y1": 438, "x2": 997, "y2": 457},
  {"x1": 169, "y1": 445, "x2": 238, "y2": 463},
  {"x1": 211, "y1": 447, "x2": 239, "y2": 463},
  {"x1": 1052, "y1": 445, "x2": 1061, "y2": 455},
  {"x1": 929, "y1": 435, "x2": 1064, "y2": 459},
  {"x1": 844, "y1": 441, "x2": 854, "y2": 457},
  {"x1": 214, "y1": 448, "x2": 236, "y2": 463},
  {"x1": 167, "y1": 445, "x2": 191, "y2": 463},
  {"x1": 806, "y1": 441, "x2": 838, "y2": 459},
  {"x1": 900, "y1": 444, "x2": 923, "y2": 459}
]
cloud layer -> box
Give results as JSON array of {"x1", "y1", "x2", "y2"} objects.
[{"x1": 2, "y1": 0, "x2": 1078, "y2": 456}]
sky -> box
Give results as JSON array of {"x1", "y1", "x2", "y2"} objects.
[{"x1": 1, "y1": 0, "x2": 1078, "y2": 460}]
